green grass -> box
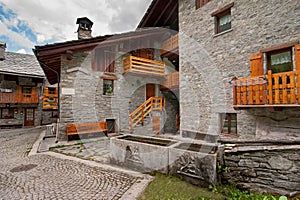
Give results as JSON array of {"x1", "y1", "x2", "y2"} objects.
[
  {"x1": 138, "y1": 174, "x2": 295, "y2": 200},
  {"x1": 138, "y1": 173, "x2": 224, "y2": 200}
]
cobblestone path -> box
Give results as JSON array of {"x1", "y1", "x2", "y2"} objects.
[{"x1": 0, "y1": 128, "x2": 142, "y2": 200}]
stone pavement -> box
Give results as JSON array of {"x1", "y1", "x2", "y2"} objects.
[{"x1": 0, "y1": 127, "x2": 152, "y2": 200}]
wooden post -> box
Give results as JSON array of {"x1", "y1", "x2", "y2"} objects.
[
  {"x1": 290, "y1": 73, "x2": 296, "y2": 104},
  {"x1": 297, "y1": 71, "x2": 300, "y2": 104},
  {"x1": 232, "y1": 80, "x2": 237, "y2": 105},
  {"x1": 282, "y1": 73, "x2": 287, "y2": 104},
  {"x1": 274, "y1": 75, "x2": 280, "y2": 104},
  {"x1": 248, "y1": 79, "x2": 253, "y2": 105},
  {"x1": 16, "y1": 86, "x2": 22, "y2": 103},
  {"x1": 267, "y1": 70, "x2": 273, "y2": 105},
  {"x1": 242, "y1": 80, "x2": 247, "y2": 105},
  {"x1": 141, "y1": 105, "x2": 144, "y2": 126}
]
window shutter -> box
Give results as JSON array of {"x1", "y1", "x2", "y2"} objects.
[
  {"x1": 250, "y1": 53, "x2": 263, "y2": 77},
  {"x1": 295, "y1": 44, "x2": 300, "y2": 71}
]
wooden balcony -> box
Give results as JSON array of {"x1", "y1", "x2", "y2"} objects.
[
  {"x1": 233, "y1": 70, "x2": 300, "y2": 109},
  {"x1": 43, "y1": 87, "x2": 58, "y2": 110},
  {"x1": 123, "y1": 56, "x2": 165, "y2": 77},
  {"x1": 160, "y1": 72, "x2": 179, "y2": 91},
  {"x1": 161, "y1": 34, "x2": 179, "y2": 55},
  {"x1": 0, "y1": 86, "x2": 38, "y2": 104}
]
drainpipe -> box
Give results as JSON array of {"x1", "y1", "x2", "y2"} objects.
[{"x1": 34, "y1": 56, "x2": 60, "y2": 143}]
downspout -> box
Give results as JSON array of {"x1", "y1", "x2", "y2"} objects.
[{"x1": 34, "y1": 55, "x2": 60, "y2": 143}]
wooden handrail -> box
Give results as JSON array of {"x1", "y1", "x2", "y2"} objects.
[
  {"x1": 129, "y1": 97, "x2": 165, "y2": 130},
  {"x1": 124, "y1": 56, "x2": 165, "y2": 76},
  {"x1": 233, "y1": 70, "x2": 300, "y2": 106}
]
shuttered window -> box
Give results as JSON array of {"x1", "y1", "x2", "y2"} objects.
[
  {"x1": 222, "y1": 113, "x2": 237, "y2": 135},
  {"x1": 267, "y1": 48, "x2": 292, "y2": 73}
]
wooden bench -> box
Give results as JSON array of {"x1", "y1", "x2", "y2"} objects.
[{"x1": 66, "y1": 121, "x2": 108, "y2": 141}]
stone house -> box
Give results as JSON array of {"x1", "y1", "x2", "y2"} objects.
[
  {"x1": 175, "y1": 0, "x2": 300, "y2": 196},
  {"x1": 0, "y1": 42, "x2": 46, "y2": 127},
  {"x1": 34, "y1": 17, "x2": 180, "y2": 140}
]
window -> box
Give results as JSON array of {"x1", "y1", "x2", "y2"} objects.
[
  {"x1": 103, "y1": 79, "x2": 113, "y2": 95},
  {"x1": 211, "y1": 3, "x2": 234, "y2": 34},
  {"x1": 196, "y1": 0, "x2": 212, "y2": 9},
  {"x1": 22, "y1": 87, "x2": 32, "y2": 94},
  {"x1": 222, "y1": 113, "x2": 237, "y2": 135},
  {"x1": 48, "y1": 87, "x2": 57, "y2": 94},
  {"x1": 1, "y1": 108, "x2": 14, "y2": 119},
  {"x1": 267, "y1": 48, "x2": 292, "y2": 73}
]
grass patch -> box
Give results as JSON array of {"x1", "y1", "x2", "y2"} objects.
[
  {"x1": 49, "y1": 144, "x2": 65, "y2": 150},
  {"x1": 138, "y1": 173, "x2": 224, "y2": 200}
]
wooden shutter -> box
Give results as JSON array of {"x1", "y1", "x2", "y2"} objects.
[
  {"x1": 295, "y1": 44, "x2": 300, "y2": 71},
  {"x1": 250, "y1": 53, "x2": 263, "y2": 77}
]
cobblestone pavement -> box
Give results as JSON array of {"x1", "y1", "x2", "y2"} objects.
[{"x1": 0, "y1": 127, "x2": 150, "y2": 200}]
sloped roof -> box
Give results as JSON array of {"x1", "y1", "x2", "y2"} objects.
[{"x1": 0, "y1": 52, "x2": 44, "y2": 78}]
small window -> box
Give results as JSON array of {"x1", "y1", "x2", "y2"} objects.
[
  {"x1": 22, "y1": 87, "x2": 32, "y2": 94},
  {"x1": 1, "y1": 108, "x2": 14, "y2": 119},
  {"x1": 103, "y1": 79, "x2": 113, "y2": 95},
  {"x1": 48, "y1": 88, "x2": 57, "y2": 94},
  {"x1": 211, "y1": 3, "x2": 234, "y2": 34},
  {"x1": 222, "y1": 113, "x2": 237, "y2": 135},
  {"x1": 267, "y1": 48, "x2": 292, "y2": 73},
  {"x1": 196, "y1": 0, "x2": 212, "y2": 9}
]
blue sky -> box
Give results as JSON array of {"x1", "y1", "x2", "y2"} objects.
[{"x1": 0, "y1": 0, "x2": 152, "y2": 54}]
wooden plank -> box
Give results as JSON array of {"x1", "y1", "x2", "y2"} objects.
[
  {"x1": 274, "y1": 75, "x2": 280, "y2": 104},
  {"x1": 250, "y1": 53, "x2": 263, "y2": 77},
  {"x1": 267, "y1": 70, "x2": 273, "y2": 104},
  {"x1": 248, "y1": 79, "x2": 253, "y2": 105},
  {"x1": 282, "y1": 73, "x2": 288, "y2": 104}
]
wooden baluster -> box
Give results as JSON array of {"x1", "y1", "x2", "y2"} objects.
[
  {"x1": 261, "y1": 80, "x2": 267, "y2": 104},
  {"x1": 290, "y1": 73, "x2": 296, "y2": 104},
  {"x1": 248, "y1": 79, "x2": 253, "y2": 105},
  {"x1": 274, "y1": 75, "x2": 280, "y2": 104},
  {"x1": 267, "y1": 70, "x2": 273, "y2": 105},
  {"x1": 236, "y1": 80, "x2": 241, "y2": 105},
  {"x1": 282, "y1": 73, "x2": 287, "y2": 104},
  {"x1": 232, "y1": 80, "x2": 237, "y2": 105},
  {"x1": 16, "y1": 86, "x2": 22, "y2": 103},
  {"x1": 242, "y1": 80, "x2": 247, "y2": 104}
]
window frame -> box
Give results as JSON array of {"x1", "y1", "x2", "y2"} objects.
[
  {"x1": 103, "y1": 79, "x2": 114, "y2": 95},
  {"x1": 266, "y1": 47, "x2": 293, "y2": 74},
  {"x1": 1, "y1": 108, "x2": 15, "y2": 119},
  {"x1": 211, "y1": 2, "x2": 234, "y2": 35},
  {"x1": 221, "y1": 113, "x2": 237, "y2": 135}
]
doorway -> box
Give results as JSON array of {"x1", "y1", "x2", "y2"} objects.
[
  {"x1": 106, "y1": 119, "x2": 116, "y2": 134},
  {"x1": 24, "y1": 108, "x2": 35, "y2": 126},
  {"x1": 146, "y1": 84, "x2": 155, "y2": 100}
]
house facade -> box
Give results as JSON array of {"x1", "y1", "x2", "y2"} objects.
[
  {"x1": 34, "y1": 18, "x2": 179, "y2": 140},
  {"x1": 178, "y1": 0, "x2": 300, "y2": 196},
  {"x1": 0, "y1": 42, "x2": 46, "y2": 127}
]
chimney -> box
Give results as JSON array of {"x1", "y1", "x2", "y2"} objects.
[
  {"x1": 76, "y1": 17, "x2": 93, "y2": 39},
  {"x1": 0, "y1": 42, "x2": 6, "y2": 61}
]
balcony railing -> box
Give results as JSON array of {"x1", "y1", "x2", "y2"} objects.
[
  {"x1": 233, "y1": 70, "x2": 300, "y2": 108},
  {"x1": 0, "y1": 86, "x2": 38, "y2": 104},
  {"x1": 161, "y1": 34, "x2": 179, "y2": 55},
  {"x1": 124, "y1": 56, "x2": 165, "y2": 76},
  {"x1": 160, "y1": 72, "x2": 179, "y2": 91}
]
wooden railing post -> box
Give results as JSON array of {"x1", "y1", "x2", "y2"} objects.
[
  {"x1": 267, "y1": 70, "x2": 273, "y2": 105},
  {"x1": 232, "y1": 80, "x2": 237, "y2": 105},
  {"x1": 297, "y1": 71, "x2": 300, "y2": 104}
]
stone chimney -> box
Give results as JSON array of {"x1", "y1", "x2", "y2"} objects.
[
  {"x1": 0, "y1": 42, "x2": 6, "y2": 61},
  {"x1": 76, "y1": 17, "x2": 93, "y2": 39}
]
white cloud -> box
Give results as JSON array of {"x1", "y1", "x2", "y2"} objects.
[
  {"x1": 16, "y1": 49, "x2": 26, "y2": 54},
  {"x1": 1, "y1": 0, "x2": 152, "y2": 46}
]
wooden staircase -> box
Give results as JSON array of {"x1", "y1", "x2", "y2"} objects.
[{"x1": 129, "y1": 97, "x2": 165, "y2": 131}]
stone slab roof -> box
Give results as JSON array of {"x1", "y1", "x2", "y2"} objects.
[{"x1": 0, "y1": 52, "x2": 44, "y2": 78}]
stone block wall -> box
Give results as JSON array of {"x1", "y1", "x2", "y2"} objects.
[
  {"x1": 178, "y1": 0, "x2": 300, "y2": 139},
  {"x1": 222, "y1": 146, "x2": 300, "y2": 196}
]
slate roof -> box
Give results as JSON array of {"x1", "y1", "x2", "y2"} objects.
[{"x1": 0, "y1": 52, "x2": 45, "y2": 78}]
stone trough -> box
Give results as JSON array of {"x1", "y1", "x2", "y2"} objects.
[
  {"x1": 110, "y1": 134, "x2": 218, "y2": 185},
  {"x1": 110, "y1": 135, "x2": 178, "y2": 173}
]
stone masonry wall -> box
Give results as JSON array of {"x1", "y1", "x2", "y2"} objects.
[
  {"x1": 222, "y1": 146, "x2": 300, "y2": 196},
  {"x1": 58, "y1": 49, "x2": 163, "y2": 140},
  {"x1": 179, "y1": 0, "x2": 300, "y2": 139}
]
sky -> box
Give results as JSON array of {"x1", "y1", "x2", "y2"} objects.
[{"x1": 0, "y1": 0, "x2": 152, "y2": 54}]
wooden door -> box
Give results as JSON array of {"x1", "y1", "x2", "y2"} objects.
[
  {"x1": 146, "y1": 84, "x2": 155, "y2": 100},
  {"x1": 24, "y1": 108, "x2": 35, "y2": 126}
]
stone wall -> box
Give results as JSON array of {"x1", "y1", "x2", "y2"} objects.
[
  {"x1": 221, "y1": 145, "x2": 300, "y2": 196},
  {"x1": 58, "y1": 48, "x2": 164, "y2": 139},
  {"x1": 178, "y1": 0, "x2": 300, "y2": 139}
]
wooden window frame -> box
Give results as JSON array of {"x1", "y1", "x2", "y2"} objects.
[
  {"x1": 211, "y1": 2, "x2": 234, "y2": 34},
  {"x1": 222, "y1": 113, "x2": 237, "y2": 135},
  {"x1": 196, "y1": 0, "x2": 212, "y2": 10},
  {"x1": 266, "y1": 48, "x2": 293, "y2": 73}
]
